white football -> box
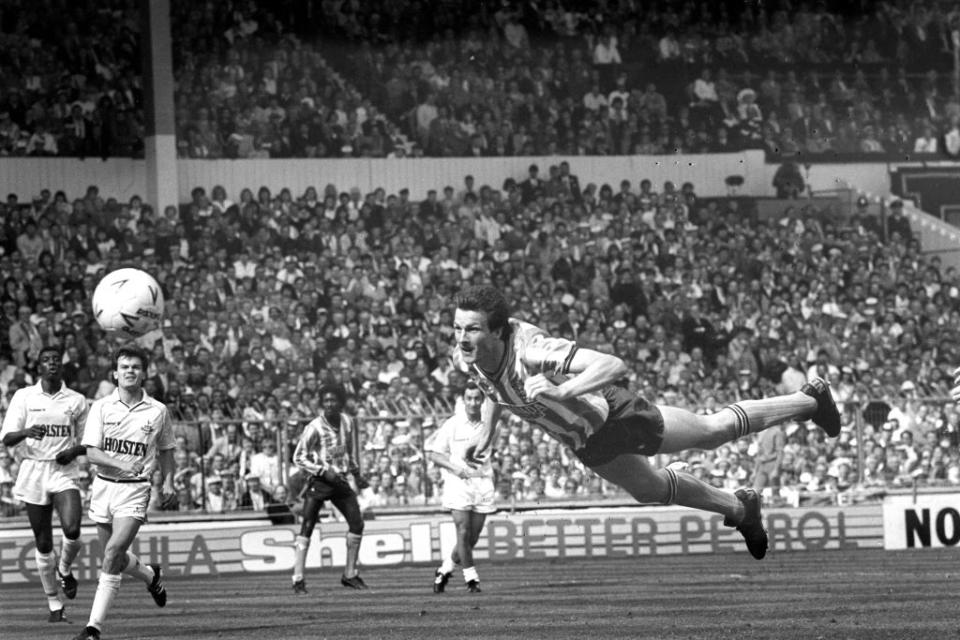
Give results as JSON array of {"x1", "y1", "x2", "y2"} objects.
[{"x1": 92, "y1": 268, "x2": 165, "y2": 337}]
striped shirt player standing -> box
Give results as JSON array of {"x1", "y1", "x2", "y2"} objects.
[
  {"x1": 1, "y1": 346, "x2": 88, "y2": 623},
  {"x1": 70, "y1": 346, "x2": 176, "y2": 640},
  {"x1": 290, "y1": 384, "x2": 368, "y2": 594},
  {"x1": 452, "y1": 285, "x2": 843, "y2": 562},
  {"x1": 425, "y1": 381, "x2": 497, "y2": 593}
]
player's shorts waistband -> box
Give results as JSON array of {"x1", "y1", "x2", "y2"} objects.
[{"x1": 97, "y1": 474, "x2": 149, "y2": 484}]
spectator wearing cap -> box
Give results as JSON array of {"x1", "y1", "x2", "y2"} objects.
[
  {"x1": 204, "y1": 474, "x2": 232, "y2": 513},
  {"x1": 239, "y1": 473, "x2": 274, "y2": 511}
]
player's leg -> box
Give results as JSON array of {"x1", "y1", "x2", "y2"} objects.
[
  {"x1": 450, "y1": 509, "x2": 475, "y2": 575},
  {"x1": 333, "y1": 492, "x2": 367, "y2": 589},
  {"x1": 590, "y1": 453, "x2": 768, "y2": 559},
  {"x1": 292, "y1": 496, "x2": 323, "y2": 593},
  {"x1": 25, "y1": 501, "x2": 66, "y2": 619},
  {"x1": 84, "y1": 520, "x2": 134, "y2": 637},
  {"x1": 461, "y1": 511, "x2": 487, "y2": 592},
  {"x1": 657, "y1": 378, "x2": 840, "y2": 453},
  {"x1": 466, "y1": 511, "x2": 488, "y2": 548},
  {"x1": 434, "y1": 510, "x2": 459, "y2": 593},
  {"x1": 52, "y1": 489, "x2": 83, "y2": 599}
]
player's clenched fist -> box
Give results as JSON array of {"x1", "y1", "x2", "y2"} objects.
[
  {"x1": 26, "y1": 425, "x2": 46, "y2": 439},
  {"x1": 524, "y1": 373, "x2": 568, "y2": 401}
]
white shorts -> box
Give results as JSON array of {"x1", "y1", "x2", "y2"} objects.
[
  {"x1": 442, "y1": 475, "x2": 496, "y2": 514},
  {"x1": 88, "y1": 476, "x2": 151, "y2": 523},
  {"x1": 13, "y1": 459, "x2": 79, "y2": 506}
]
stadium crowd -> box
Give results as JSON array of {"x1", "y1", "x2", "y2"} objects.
[
  {"x1": 1, "y1": 159, "x2": 959, "y2": 519},
  {"x1": 3, "y1": 1, "x2": 960, "y2": 159}
]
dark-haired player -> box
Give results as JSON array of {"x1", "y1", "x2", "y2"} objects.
[
  {"x1": 70, "y1": 345, "x2": 175, "y2": 640},
  {"x1": 290, "y1": 385, "x2": 367, "y2": 593},
  {"x1": 426, "y1": 381, "x2": 497, "y2": 593},
  {"x1": 451, "y1": 285, "x2": 842, "y2": 561},
  {"x1": 1, "y1": 346, "x2": 88, "y2": 622}
]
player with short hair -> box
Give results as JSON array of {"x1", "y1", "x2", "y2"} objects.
[
  {"x1": 70, "y1": 346, "x2": 176, "y2": 640},
  {"x1": 1, "y1": 346, "x2": 88, "y2": 622},
  {"x1": 426, "y1": 381, "x2": 497, "y2": 593},
  {"x1": 452, "y1": 285, "x2": 843, "y2": 560},
  {"x1": 290, "y1": 384, "x2": 368, "y2": 593}
]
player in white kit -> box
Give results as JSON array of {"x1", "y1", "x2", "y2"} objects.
[
  {"x1": 1, "y1": 346, "x2": 88, "y2": 623},
  {"x1": 426, "y1": 382, "x2": 497, "y2": 593},
  {"x1": 70, "y1": 346, "x2": 176, "y2": 640}
]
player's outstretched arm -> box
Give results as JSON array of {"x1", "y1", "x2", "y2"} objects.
[{"x1": 525, "y1": 348, "x2": 628, "y2": 401}]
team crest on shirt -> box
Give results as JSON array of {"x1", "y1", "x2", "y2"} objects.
[{"x1": 141, "y1": 421, "x2": 155, "y2": 434}]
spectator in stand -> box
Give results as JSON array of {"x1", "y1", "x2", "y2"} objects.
[
  {"x1": 238, "y1": 473, "x2": 274, "y2": 511},
  {"x1": 5, "y1": 148, "x2": 960, "y2": 515},
  {"x1": 248, "y1": 436, "x2": 282, "y2": 497}
]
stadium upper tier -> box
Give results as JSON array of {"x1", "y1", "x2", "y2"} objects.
[{"x1": 0, "y1": 0, "x2": 957, "y2": 158}]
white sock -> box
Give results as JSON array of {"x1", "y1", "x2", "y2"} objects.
[
  {"x1": 122, "y1": 551, "x2": 155, "y2": 585},
  {"x1": 88, "y1": 572, "x2": 122, "y2": 631},
  {"x1": 293, "y1": 534, "x2": 309, "y2": 583},
  {"x1": 35, "y1": 550, "x2": 62, "y2": 611},
  {"x1": 463, "y1": 566, "x2": 479, "y2": 583},
  {"x1": 59, "y1": 537, "x2": 82, "y2": 576},
  {"x1": 439, "y1": 556, "x2": 456, "y2": 574}
]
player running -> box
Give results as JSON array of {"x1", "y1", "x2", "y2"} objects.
[
  {"x1": 452, "y1": 285, "x2": 842, "y2": 560},
  {"x1": 70, "y1": 345, "x2": 175, "y2": 640},
  {"x1": 1, "y1": 346, "x2": 89, "y2": 623},
  {"x1": 426, "y1": 382, "x2": 497, "y2": 593},
  {"x1": 290, "y1": 385, "x2": 368, "y2": 593}
]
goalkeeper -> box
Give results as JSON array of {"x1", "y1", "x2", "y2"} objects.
[{"x1": 290, "y1": 384, "x2": 368, "y2": 594}]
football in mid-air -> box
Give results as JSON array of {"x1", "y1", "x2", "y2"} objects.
[{"x1": 91, "y1": 268, "x2": 165, "y2": 337}]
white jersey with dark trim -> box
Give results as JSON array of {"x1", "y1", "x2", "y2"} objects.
[
  {"x1": 425, "y1": 412, "x2": 495, "y2": 478},
  {"x1": 0, "y1": 382, "x2": 88, "y2": 461},
  {"x1": 82, "y1": 389, "x2": 174, "y2": 481},
  {"x1": 460, "y1": 318, "x2": 613, "y2": 451}
]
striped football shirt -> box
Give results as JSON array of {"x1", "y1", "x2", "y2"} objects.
[{"x1": 462, "y1": 318, "x2": 616, "y2": 451}]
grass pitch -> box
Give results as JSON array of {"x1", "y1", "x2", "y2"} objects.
[{"x1": 2, "y1": 548, "x2": 956, "y2": 639}]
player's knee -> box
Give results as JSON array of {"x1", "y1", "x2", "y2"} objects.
[
  {"x1": 348, "y1": 520, "x2": 364, "y2": 536},
  {"x1": 63, "y1": 524, "x2": 81, "y2": 540},
  {"x1": 35, "y1": 536, "x2": 54, "y2": 554},
  {"x1": 101, "y1": 543, "x2": 126, "y2": 570},
  {"x1": 300, "y1": 520, "x2": 317, "y2": 538}
]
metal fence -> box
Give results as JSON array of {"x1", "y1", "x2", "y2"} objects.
[
  {"x1": 170, "y1": 412, "x2": 452, "y2": 513},
  {"x1": 163, "y1": 394, "x2": 959, "y2": 514}
]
